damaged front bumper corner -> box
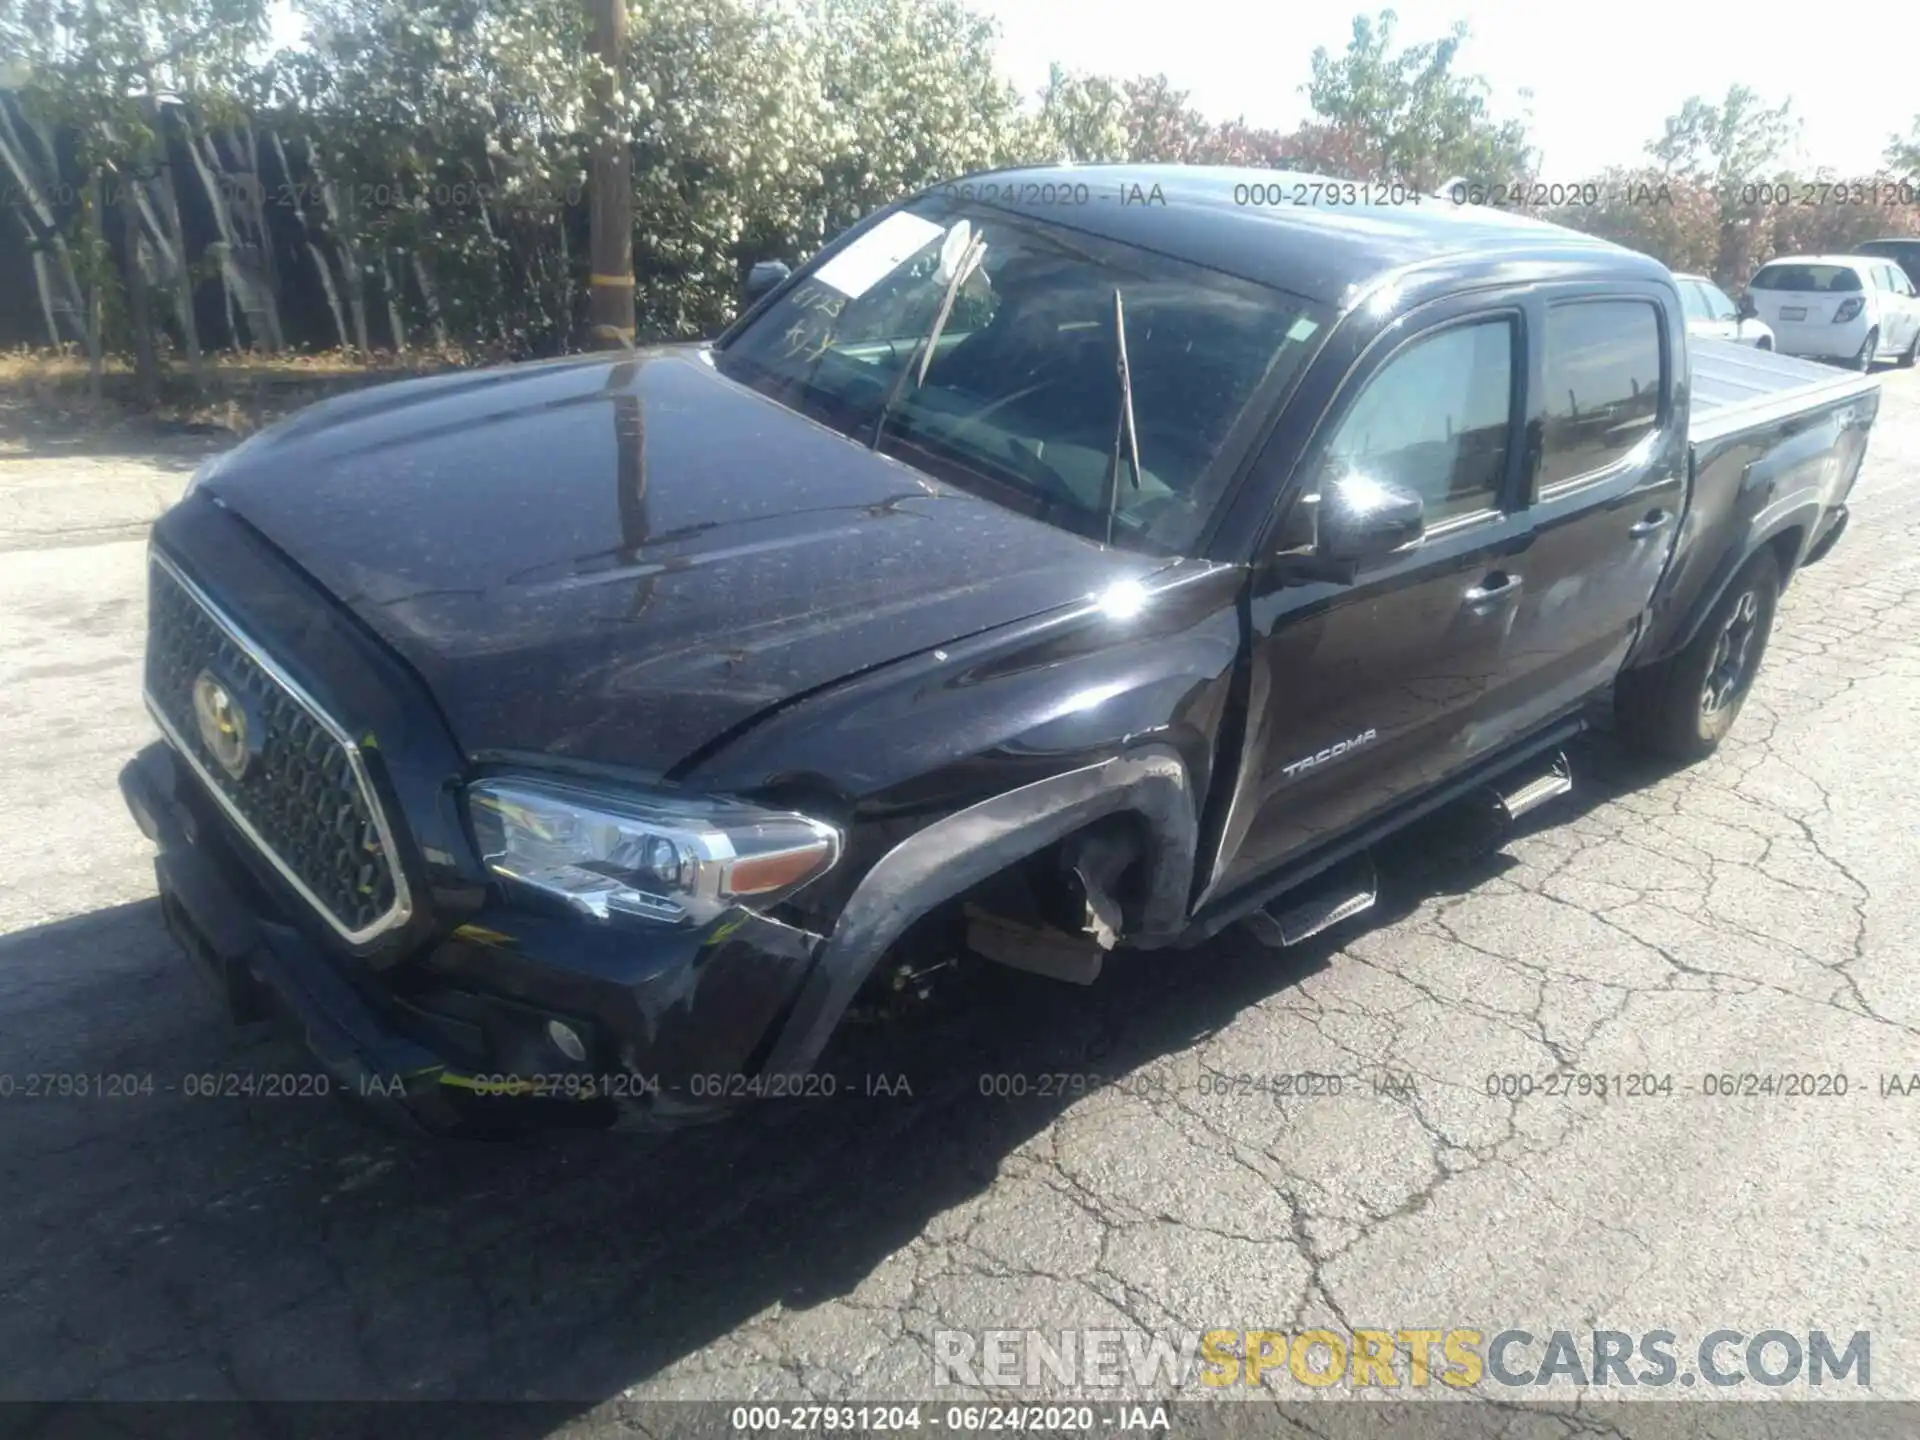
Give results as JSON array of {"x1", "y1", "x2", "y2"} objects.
[{"x1": 119, "y1": 741, "x2": 832, "y2": 1135}]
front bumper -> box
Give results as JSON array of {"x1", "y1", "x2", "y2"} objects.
[{"x1": 121, "y1": 741, "x2": 827, "y2": 1135}]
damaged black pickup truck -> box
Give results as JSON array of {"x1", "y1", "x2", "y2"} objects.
[{"x1": 122, "y1": 165, "x2": 1878, "y2": 1136}]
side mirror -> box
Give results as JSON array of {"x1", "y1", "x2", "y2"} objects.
[
  {"x1": 1736, "y1": 293, "x2": 1758, "y2": 320},
  {"x1": 1319, "y1": 472, "x2": 1426, "y2": 564},
  {"x1": 743, "y1": 260, "x2": 791, "y2": 304},
  {"x1": 1267, "y1": 472, "x2": 1425, "y2": 586}
]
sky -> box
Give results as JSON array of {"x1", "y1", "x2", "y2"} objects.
[
  {"x1": 970, "y1": 0, "x2": 1920, "y2": 177},
  {"x1": 262, "y1": 0, "x2": 1920, "y2": 177}
]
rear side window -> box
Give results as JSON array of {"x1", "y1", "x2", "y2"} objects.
[
  {"x1": 1678, "y1": 281, "x2": 1712, "y2": 321},
  {"x1": 1858, "y1": 243, "x2": 1920, "y2": 287},
  {"x1": 1751, "y1": 264, "x2": 1863, "y2": 292},
  {"x1": 1538, "y1": 301, "x2": 1662, "y2": 489},
  {"x1": 1321, "y1": 317, "x2": 1516, "y2": 524}
]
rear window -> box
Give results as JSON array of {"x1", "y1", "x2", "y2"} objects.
[
  {"x1": 1751, "y1": 264, "x2": 1863, "y2": 292},
  {"x1": 1538, "y1": 300, "x2": 1663, "y2": 489}
]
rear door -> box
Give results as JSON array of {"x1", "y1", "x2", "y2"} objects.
[
  {"x1": 1200, "y1": 292, "x2": 1534, "y2": 905},
  {"x1": 1886, "y1": 265, "x2": 1920, "y2": 350},
  {"x1": 1495, "y1": 288, "x2": 1686, "y2": 734},
  {"x1": 1869, "y1": 264, "x2": 1902, "y2": 349}
]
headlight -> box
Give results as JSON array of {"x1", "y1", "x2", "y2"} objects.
[{"x1": 466, "y1": 778, "x2": 841, "y2": 925}]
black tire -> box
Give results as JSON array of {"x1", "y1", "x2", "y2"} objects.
[
  {"x1": 1615, "y1": 549, "x2": 1781, "y2": 762},
  {"x1": 1855, "y1": 328, "x2": 1880, "y2": 371},
  {"x1": 1901, "y1": 327, "x2": 1920, "y2": 368},
  {"x1": 1756, "y1": 336, "x2": 1774, "y2": 351}
]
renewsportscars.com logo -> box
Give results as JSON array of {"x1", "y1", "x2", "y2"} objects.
[{"x1": 931, "y1": 1328, "x2": 1871, "y2": 1391}]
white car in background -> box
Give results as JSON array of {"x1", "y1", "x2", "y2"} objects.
[
  {"x1": 1675, "y1": 272, "x2": 1774, "y2": 349},
  {"x1": 1747, "y1": 254, "x2": 1920, "y2": 369}
]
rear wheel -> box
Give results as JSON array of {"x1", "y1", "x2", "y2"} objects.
[
  {"x1": 1855, "y1": 328, "x2": 1880, "y2": 371},
  {"x1": 1756, "y1": 335, "x2": 1774, "y2": 351},
  {"x1": 1615, "y1": 550, "x2": 1781, "y2": 762}
]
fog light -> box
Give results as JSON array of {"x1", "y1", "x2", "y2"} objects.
[{"x1": 547, "y1": 1018, "x2": 587, "y2": 1063}]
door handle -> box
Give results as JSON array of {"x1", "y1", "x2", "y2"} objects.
[
  {"x1": 1629, "y1": 509, "x2": 1675, "y2": 539},
  {"x1": 1463, "y1": 571, "x2": 1522, "y2": 611}
]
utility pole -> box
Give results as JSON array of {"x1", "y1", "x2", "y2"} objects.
[{"x1": 585, "y1": 0, "x2": 634, "y2": 350}]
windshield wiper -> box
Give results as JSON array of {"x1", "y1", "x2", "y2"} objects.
[
  {"x1": 868, "y1": 230, "x2": 988, "y2": 450},
  {"x1": 1104, "y1": 286, "x2": 1144, "y2": 545}
]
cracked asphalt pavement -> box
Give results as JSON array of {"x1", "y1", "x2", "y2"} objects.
[{"x1": 3, "y1": 373, "x2": 1919, "y2": 1429}]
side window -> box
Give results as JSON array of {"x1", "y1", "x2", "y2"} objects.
[
  {"x1": 1320, "y1": 317, "x2": 1515, "y2": 525},
  {"x1": 1539, "y1": 300, "x2": 1662, "y2": 489},
  {"x1": 1678, "y1": 281, "x2": 1711, "y2": 322},
  {"x1": 1703, "y1": 282, "x2": 1739, "y2": 320}
]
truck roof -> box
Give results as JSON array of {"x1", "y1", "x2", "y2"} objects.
[{"x1": 933, "y1": 163, "x2": 1665, "y2": 309}]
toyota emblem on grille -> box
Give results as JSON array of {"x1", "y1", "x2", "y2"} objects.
[{"x1": 192, "y1": 670, "x2": 257, "y2": 780}]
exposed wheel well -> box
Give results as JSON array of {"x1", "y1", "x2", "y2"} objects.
[
  {"x1": 869, "y1": 812, "x2": 1156, "y2": 980},
  {"x1": 1769, "y1": 526, "x2": 1806, "y2": 590},
  {"x1": 756, "y1": 747, "x2": 1198, "y2": 1078}
]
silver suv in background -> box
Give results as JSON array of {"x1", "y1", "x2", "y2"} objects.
[
  {"x1": 1854, "y1": 237, "x2": 1920, "y2": 290},
  {"x1": 1676, "y1": 272, "x2": 1774, "y2": 349}
]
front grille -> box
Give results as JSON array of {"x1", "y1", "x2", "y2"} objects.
[{"x1": 144, "y1": 553, "x2": 410, "y2": 943}]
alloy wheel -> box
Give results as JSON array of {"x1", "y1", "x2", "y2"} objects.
[{"x1": 1701, "y1": 589, "x2": 1761, "y2": 717}]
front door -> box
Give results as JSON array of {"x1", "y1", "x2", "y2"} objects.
[{"x1": 1202, "y1": 298, "x2": 1535, "y2": 906}]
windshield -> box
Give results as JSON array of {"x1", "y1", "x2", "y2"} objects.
[
  {"x1": 715, "y1": 198, "x2": 1329, "y2": 554},
  {"x1": 1751, "y1": 264, "x2": 1862, "y2": 293}
]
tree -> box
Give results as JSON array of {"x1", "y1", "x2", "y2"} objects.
[
  {"x1": 1272, "y1": 120, "x2": 1384, "y2": 180},
  {"x1": 1645, "y1": 86, "x2": 1796, "y2": 287},
  {"x1": 1032, "y1": 65, "x2": 1129, "y2": 163},
  {"x1": 1886, "y1": 118, "x2": 1920, "y2": 177},
  {"x1": 1552, "y1": 169, "x2": 1722, "y2": 278},
  {"x1": 1, "y1": 0, "x2": 274, "y2": 388},
  {"x1": 1648, "y1": 86, "x2": 1797, "y2": 187},
  {"x1": 1302, "y1": 9, "x2": 1533, "y2": 188}
]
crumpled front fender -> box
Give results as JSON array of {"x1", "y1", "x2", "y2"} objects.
[{"x1": 759, "y1": 745, "x2": 1197, "y2": 1078}]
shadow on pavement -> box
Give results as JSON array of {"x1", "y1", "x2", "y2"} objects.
[{"x1": 0, "y1": 733, "x2": 1670, "y2": 1416}]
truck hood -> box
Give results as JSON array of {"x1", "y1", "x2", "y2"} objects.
[{"x1": 203, "y1": 348, "x2": 1157, "y2": 777}]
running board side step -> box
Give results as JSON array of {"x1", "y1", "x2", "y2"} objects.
[
  {"x1": 1491, "y1": 750, "x2": 1573, "y2": 824},
  {"x1": 1243, "y1": 852, "x2": 1378, "y2": 949}
]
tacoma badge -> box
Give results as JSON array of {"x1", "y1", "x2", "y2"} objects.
[{"x1": 1281, "y1": 728, "x2": 1379, "y2": 779}]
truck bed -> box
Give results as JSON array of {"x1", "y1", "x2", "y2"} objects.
[
  {"x1": 1638, "y1": 338, "x2": 1880, "y2": 665},
  {"x1": 1687, "y1": 338, "x2": 1879, "y2": 446}
]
